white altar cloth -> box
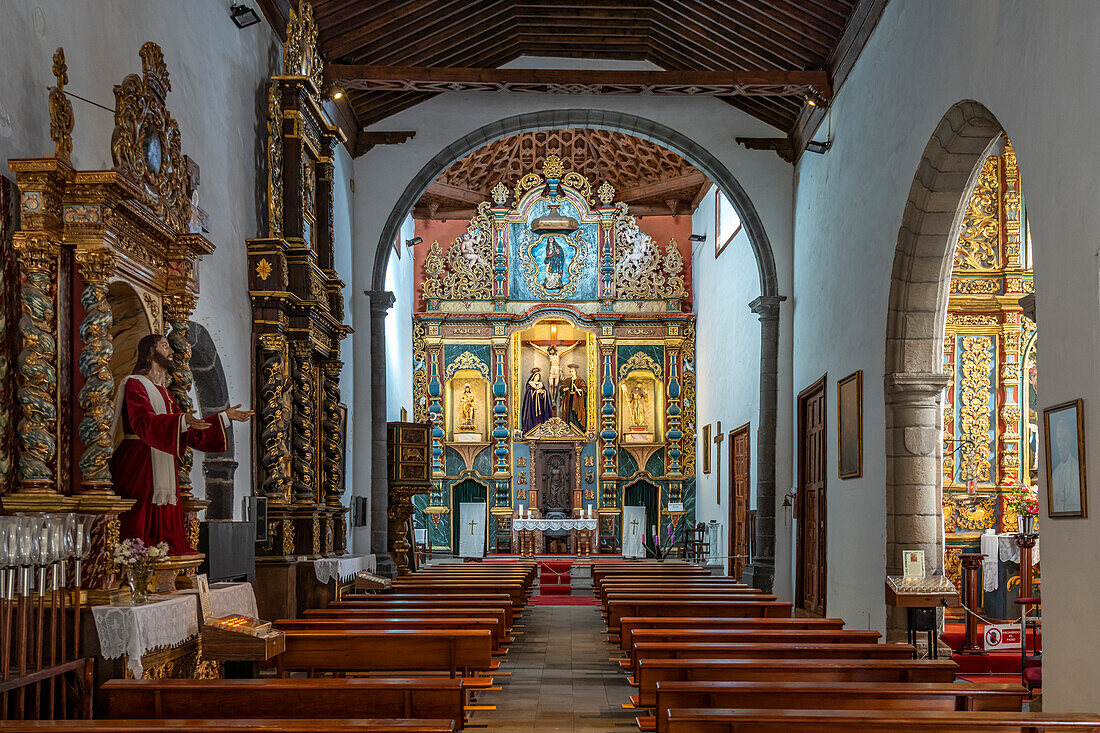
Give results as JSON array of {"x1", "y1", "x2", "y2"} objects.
[
  {"x1": 92, "y1": 594, "x2": 199, "y2": 678},
  {"x1": 979, "y1": 532, "x2": 1041, "y2": 592},
  {"x1": 514, "y1": 518, "x2": 597, "y2": 532},
  {"x1": 313, "y1": 554, "x2": 376, "y2": 584},
  {"x1": 210, "y1": 582, "x2": 259, "y2": 618}
]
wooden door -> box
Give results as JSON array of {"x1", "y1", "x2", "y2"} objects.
[
  {"x1": 796, "y1": 376, "x2": 827, "y2": 616},
  {"x1": 535, "y1": 445, "x2": 574, "y2": 514},
  {"x1": 728, "y1": 423, "x2": 751, "y2": 579}
]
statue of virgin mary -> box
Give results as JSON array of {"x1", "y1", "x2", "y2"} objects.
[{"x1": 521, "y1": 367, "x2": 554, "y2": 433}]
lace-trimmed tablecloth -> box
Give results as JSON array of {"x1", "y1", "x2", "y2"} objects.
[
  {"x1": 513, "y1": 518, "x2": 597, "y2": 531},
  {"x1": 91, "y1": 594, "x2": 199, "y2": 678},
  {"x1": 313, "y1": 554, "x2": 376, "y2": 584},
  {"x1": 210, "y1": 582, "x2": 259, "y2": 618}
]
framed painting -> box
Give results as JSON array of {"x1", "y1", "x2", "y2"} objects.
[
  {"x1": 702, "y1": 423, "x2": 712, "y2": 474},
  {"x1": 837, "y1": 370, "x2": 863, "y2": 479},
  {"x1": 1043, "y1": 398, "x2": 1087, "y2": 518}
]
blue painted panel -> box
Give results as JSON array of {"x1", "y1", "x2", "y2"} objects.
[
  {"x1": 617, "y1": 344, "x2": 665, "y2": 375},
  {"x1": 508, "y1": 198, "x2": 598, "y2": 301}
]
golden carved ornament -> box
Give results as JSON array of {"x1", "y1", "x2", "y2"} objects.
[
  {"x1": 954, "y1": 156, "x2": 1000, "y2": 270},
  {"x1": 562, "y1": 171, "x2": 593, "y2": 204},
  {"x1": 49, "y1": 48, "x2": 74, "y2": 164},
  {"x1": 256, "y1": 258, "x2": 273, "y2": 281},
  {"x1": 266, "y1": 84, "x2": 284, "y2": 238},
  {"x1": 618, "y1": 350, "x2": 663, "y2": 381},
  {"x1": 542, "y1": 155, "x2": 565, "y2": 179},
  {"x1": 612, "y1": 203, "x2": 686, "y2": 300},
  {"x1": 945, "y1": 547, "x2": 962, "y2": 592},
  {"x1": 958, "y1": 335, "x2": 994, "y2": 484},
  {"x1": 421, "y1": 242, "x2": 445, "y2": 301},
  {"x1": 512, "y1": 173, "x2": 543, "y2": 204},
  {"x1": 111, "y1": 42, "x2": 191, "y2": 232},
  {"x1": 597, "y1": 180, "x2": 616, "y2": 205},
  {"x1": 951, "y1": 277, "x2": 1000, "y2": 295},
  {"x1": 283, "y1": 0, "x2": 323, "y2": 91},
  {"x1": 490, "y1": 181, "x2": 509, "y2": 205},
  {"x1": 524, "y1": 416, "x2": 584, "y2": 441},
  {"x1": 74, "y1": 248, "x2": 116, "y2": 283}
]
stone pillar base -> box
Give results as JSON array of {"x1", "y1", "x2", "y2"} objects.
[{"x1": 741, "y1": 558, "x2": 775, "y2": 593}]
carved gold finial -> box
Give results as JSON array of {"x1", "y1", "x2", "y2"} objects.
[
  {"x1": 597, "y1": 180, "x2": 616, "y2": 204},
  {"x1": 139, "y1": 41, "x2": 171, "y2": 99},
  {"x1": 49, "y1": 48, "x2": 74, "y2": 164},
  {"x1": 284, "y1": 0, "x2": 323, "y2": 91},
  {"x1": 490, "y1": 181, "x2": 509, "y2": 205},
  {"x1": 542, "y1": 155, "x2": 565, "y2": 180}
]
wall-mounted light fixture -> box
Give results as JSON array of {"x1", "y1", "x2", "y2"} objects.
[
  {"x1": 805, "y1": 140, "x2": 832, "y2": 155},
  {"x1": 688, "y1": 234, "x2": 707, "y2": 243},
  {"x1": 230, "y1": 3, "x2": 261, "y2": 28},
  {"x1": 405, "y1": 237, "x2": 423, "y2": 247}
]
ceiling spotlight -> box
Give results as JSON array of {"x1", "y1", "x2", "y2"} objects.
[
  {"x1": 230, "y1": 3, "x2": 261, "y2": 28},
  {"x1": 688, "y1": 234, "x2": 707, "y2": 242},
  {"x1": 333, "y1": 89, "x2": 344, "y2": 100},
  {"x1": 405, "y1": 237, "x2": 423, "y2": 247}
]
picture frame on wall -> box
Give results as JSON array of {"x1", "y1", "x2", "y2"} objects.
[
  {"x1": 837, "y1": 370, "x2": 863, "y2": 479},
  {"x1": 702, "y1": 423, "x2": 712, "y2": 474},
  {"x1": 1043, "y1": 398, "x2": 1087, "y2": 518}
]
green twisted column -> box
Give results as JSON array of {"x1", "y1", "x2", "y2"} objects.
[
  {"x1": 12, "y1": 235, "x2": 59, "y2": 492},
  {"x1": 75, "y1": 249, "x2": 116, "y2": 492}
]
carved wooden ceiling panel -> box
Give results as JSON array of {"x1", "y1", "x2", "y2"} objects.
[{"x1": 415, "y1": 128, "x2": 709, "y2": 219}]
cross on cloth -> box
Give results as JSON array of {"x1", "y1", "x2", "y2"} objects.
[
  {"x1": 469, "y1": 518, "x2": 478, "y2": 535},
  {"x1": 629, "y1": 518, "x2": 639, "y2": 534}
]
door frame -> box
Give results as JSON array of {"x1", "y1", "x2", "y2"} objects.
[
  {"x1": 795, "y1": 374, "x2": 827, "y2": 616},
  {"x1": 728, "y1": 422, "x2": 751, "y2": 578}
]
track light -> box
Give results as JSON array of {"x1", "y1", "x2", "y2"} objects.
[{"x1": 229, "y1": 3, "x2": 261, "y2": 28}]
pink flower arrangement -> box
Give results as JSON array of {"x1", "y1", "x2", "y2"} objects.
[{"x1": 1007, "y1": 486, "x2": 1039, "y2": 516}]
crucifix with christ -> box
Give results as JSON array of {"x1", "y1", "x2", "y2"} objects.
[{"x1": 713, "y1": 421, "x2": 723, "y2": 505}]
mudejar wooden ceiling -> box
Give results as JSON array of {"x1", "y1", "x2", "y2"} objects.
[{"x1": 259, "y1": 0, "x2": 888, "y2": 159}]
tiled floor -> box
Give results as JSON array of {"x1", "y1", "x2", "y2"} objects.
[{"x1": 477, "y1": 604, "x2": 638, "y2": 732}]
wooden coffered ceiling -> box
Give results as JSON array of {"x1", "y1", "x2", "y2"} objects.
[
  {"x1": 414, "y1": 128, "x2": 708, "y2": 219},
  {"x1": 258, "y1": 0, "x2": 888, "y2": 158}
]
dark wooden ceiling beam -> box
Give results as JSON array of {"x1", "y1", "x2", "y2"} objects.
[
  {"x1": 363, "y1": 6, "x2": 516, "y2": 67},
  {"x1": 721, "y1": 0, "x2": 842, "y2": 45},
  {"x1": 327, "y1": 0, "x2": 498, "y2": 61},
  {"x1": 317, "y1": 0, "x2": 426, "y2": 51},
  {"x1": 256, "y1": 0, "x2": 290, "y2": 40},
  {"x1": 757, "y1": 0, "x2": 851, "y2": 33},
  {"x1": 425, "y1": 181, "x2": 489, "y2": 205},
  {"x1": 649, "y1": 13, "x2": 793, "y2": 73},
  {"x1": 616, "y1": 171, "x2": 709, "y2": 201}
]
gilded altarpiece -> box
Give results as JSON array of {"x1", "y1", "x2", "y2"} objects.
[
  {"x1": 411, "y1": 158, "x2": 696, "y2": 555},
  {"x1": 941, "y1": 138, "x2": 1037, "y2": 618},
  {"x1": 246, "y1": 2, "x2": 351, "y2": 615}
]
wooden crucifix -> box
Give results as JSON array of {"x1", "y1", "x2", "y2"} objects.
[{"x1": 714, "y1": 420, "x2": 724, "y2": 505}]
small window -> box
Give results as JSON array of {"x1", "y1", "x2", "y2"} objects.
[{"x1": 714, "y1": 188, "x2": 742, "y2": 258}]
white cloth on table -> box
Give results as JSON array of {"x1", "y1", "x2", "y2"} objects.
[
  {"x1": 513, "y1": 518, "x2": 597, "y2": 532},
  {"x1": 980, "y1": 532, "x2": 1000, "y2": 592},
  {"x1": 210, "y1": 582, "x2": 259, "y2": 618},
  {"x1": 414, "y1": 528, "x2": 428, "y2": 545},
  {"x1": 313, "y1": 555, "x2": 371, "y2": 584},
  {"x1": 458, "y1": 502, "x2": 486, "y2": 558},
  {"x1": 999, "y1": 534, "x2": 1039, "y2": 565},
  {"x1": 622, "y1": 505, "x2": 646, "y2": 559},
  {"x1": 91, "y1": 594, "x2": 199, "y2": 678}
]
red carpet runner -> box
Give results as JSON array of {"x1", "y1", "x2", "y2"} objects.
[{"x1": 539, "y1": 560, "x2": 573, "y2": 596}]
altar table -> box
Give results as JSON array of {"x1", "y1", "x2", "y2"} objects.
[{"x1": 514, "y1": 517, "x2": 597, "y2": 557}]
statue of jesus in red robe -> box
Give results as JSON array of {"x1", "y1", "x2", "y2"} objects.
[{"x1": 110, "y1": 334, "x2": 253, "y2": 555}]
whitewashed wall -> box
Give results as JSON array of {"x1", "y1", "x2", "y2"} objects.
[
  {"x1": 385, "y1": 215, "x2": 415, "y2": 421},
  {"x1": 691, "y1": 187, "x2": 765, "y2": 575},
  {"x1": 331, "y1": 139, "x2": 357, "y2": 549},
  {"x1": 0, "y1": 0, "x2": 283, "y2": 516},
  {"x1": 791, "y1": 0, "x2": 1100, "y2": 707}
]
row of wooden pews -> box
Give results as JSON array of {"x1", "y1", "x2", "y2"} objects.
[
  {"x1": 4, "y1": 561, "x2": 538, "y2": 732},
  {"x1": 594, "y1": 560, "x2": 1100, "y2": 733}
]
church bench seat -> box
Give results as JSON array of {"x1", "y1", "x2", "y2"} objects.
[
  {"x1": 606, "y1": 600, "x2": 794, "y2": 635},
  {"x1": 633, "y1": 657, "x2": 958, "y2": 707},
  {"x1": 385, "y1": 583, "x2": 526, "y2": 607},
  {"x1": 103, "y1": 678, "x2": 466, "y2": 730},
  {"x1": 599, "y1": 587, "x2": 766, "y2": 606},
  {"x1": 274, "y1": 617, "x2": 507, "y2": 653},
  {"x1": 593, "y1": 572, "x2": 716, "y2": 589},
  {"x1": 0, "y1": 721, "x2": 456, "y2": 732},
  {"x1": 330, "y1": 598, "x2": 516, "y2": 627},
  {"x1": 302, "y1": 609, "x2": 510, "y2": 637},
  {"x1": 601, "y1": 592, "x2": 775, "y2": 614},
  {"x1": 623, "y1": 628, "x2": 880, "y2": 658},
  {"x1": 628, "y1": 642, "x2": 915, "y2": 679},
  {"x1": 274, "y1": 630, "x2": 494, "y2": 678},
  {"x1": 615, "y1": 617, "x2": 848, "y2": 653},
  {"x1": 662, "y1": 708, "x2": 1100, "y2": 733},
  {"x1": 648, "y1": 681, "x2": 1027, "y2": 733}
]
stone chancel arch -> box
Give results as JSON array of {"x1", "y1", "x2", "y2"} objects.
[
  {"x1": 365, "y1": 109, "x2": 786, "y2": 589},
  {"x1": 883, "y1": 100, "x2": 1007, "y2": 636}
]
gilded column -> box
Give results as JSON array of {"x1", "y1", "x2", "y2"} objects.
[
  {"x1": 164, "y1": 291, "x2": 197, "y2": 496},
  {"x1": 257, "y1": 334, "x2": 290, "y2": 505},
  {"x1": 75, "y1": 248, "x2": 117, "y2": 493},
  {"x1": 598, "y1": 341, "x2": 618, "y2": 508},
  {"x1": 291, "y1": 342, "x2": 317, "y2": 505},
  {"x1": 665, "y1": 344, "x2": 683, "y2": 475},
  {"x1": 12, "y1": 235, "x2": 60, "y2": 493},
  {"x1": 321, "y1": 360, "x2": 343, "y2": 505}
]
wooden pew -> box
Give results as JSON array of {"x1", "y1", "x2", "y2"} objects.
[
  {"x1": 0, "y1": 722, "x2": 457, "y2": 732},
  {"x1": 601, "y1": 592, "x2": 776, "y2": 615},
  {"x1": 104, "y1": 678, "x2": 466, "y2": 730},
  {"x1": 624, "y1": 628, "x2": 880, "y2": 656},
  {"x1": 633, "y1": 657, "x2": 958, "y2": 707},
  {"x1": 597, "y1": 583, "x2": 759, "y2": 604},
  {"x1": 274, "y1": 617, "x2": 508, "y2": 654},
  {"x1": 663, "y1": 708, "x2": 1100, "y2": 733},
  {"x1": 275, "y1": 630, "x2": 494, "y2": 679},
  {"x1": 628, "y1": 642, "x2": 915, "y2": 679},
  {"x1": 302, "y1": 609, "x2": 509, "y2": 639},
  {"x1": 385, "y1": 583, "x2": 526, "y2": 607},
  {"x1": 616, "y1": 617, "x2": 848, "y2": 653},
  {"x1": 331, "y1": 598, "x2": 516, "y2": 627},
  {"x1": 606, "y1": 600, "x2": 794, "y2": 635},
  {"x1": 645, "y1": 681, "x2": 1028, "y2": 733}
]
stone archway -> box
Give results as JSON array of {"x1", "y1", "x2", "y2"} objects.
[
  {"x1": 367, "y1": 109, "x2": 784, "y2": 589},
  {"x1": 884, "y1": 100, "x2": 1006, "y2": 636},
  {"x1": 188, "y1": 322, "x2": 237, "y2": 519}
]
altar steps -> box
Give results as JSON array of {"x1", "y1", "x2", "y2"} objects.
[{"x1": 539, "y1": 560, "x2": 573, "y2": 595}]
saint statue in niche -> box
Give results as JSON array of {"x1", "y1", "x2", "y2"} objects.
[
  {"x1": 559, "y1": 363, "x2": 587, "y2": 432},
  {"x1": 458, "y1": 382, "x2": 477, "y2": 431},
  {"x1": 521, "y1": 368, "x2": 554, "y2": 433},
  {"x1": 628, "y1": 381, "x2": 649, "y2": 430},
  {"x1": 543, "y1": 237, "x2": 565, "y2": 290}
]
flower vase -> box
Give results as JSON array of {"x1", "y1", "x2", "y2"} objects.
[
  {"x1": 127, "y1": 566, "x2": 150, "y2": 605},
  {"x1": 1017, "y1": 514, "x2": 1036, "y2": 535}
]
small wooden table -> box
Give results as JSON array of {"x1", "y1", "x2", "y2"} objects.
[{"x1": 885, "y1": 576, "x2": 960, "y2": 659}]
